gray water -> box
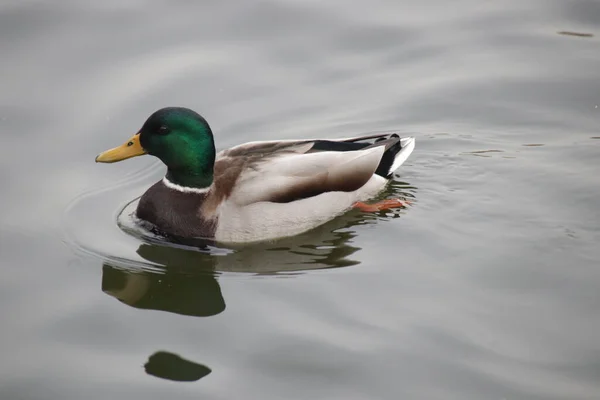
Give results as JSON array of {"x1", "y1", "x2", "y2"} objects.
[{"x1": 1, "y1": 1, "x2": 600, "y2": 399}]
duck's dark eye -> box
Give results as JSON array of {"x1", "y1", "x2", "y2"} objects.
[{"x1": 157, "y1": 125, "x2": 170, "y2": 135}]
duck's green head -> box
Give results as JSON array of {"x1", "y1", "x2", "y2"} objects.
[{"x1": 96, "y1": 107, "x2": 216, "y2": 188}]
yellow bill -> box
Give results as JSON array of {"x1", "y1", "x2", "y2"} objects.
[{"x1": 95, "y1": 133, "x2": 146, "y2": 163}]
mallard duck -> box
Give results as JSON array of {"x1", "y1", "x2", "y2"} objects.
[{"x1": 96, "y1": 107, "x2": 415, "y2": 243}]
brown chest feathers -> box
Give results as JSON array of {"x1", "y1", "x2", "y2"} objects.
[{"x1": 136, "y1": 180, "x2": 217, "y2": 239}]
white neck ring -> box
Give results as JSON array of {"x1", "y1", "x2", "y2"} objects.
[{"x1": 162, "y1": 177, "x2": 211, "y2": 194}]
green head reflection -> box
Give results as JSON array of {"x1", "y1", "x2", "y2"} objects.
[{"x1": 102, "y1": 243, "x2": 225, "y2": 317}]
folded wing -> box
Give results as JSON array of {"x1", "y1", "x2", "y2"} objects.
[{"x1": 213, "y1": 133, "x2": 404, "y2": 206}]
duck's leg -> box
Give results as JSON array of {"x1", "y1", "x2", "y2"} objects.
[{"x1": 352, "y1": 199, "x2": 410, "y2": 212}]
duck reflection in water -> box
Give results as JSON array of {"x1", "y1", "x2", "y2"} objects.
[
  {"x1": 101, "y1": 212, "x2": 367, "y2": 316},
  {"x1": 102, "y1": 244, "x2": 225, "y2": 317}
]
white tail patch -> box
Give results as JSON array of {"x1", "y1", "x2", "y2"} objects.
[{"x1": 388, "y1": 137, "x2": 415, "y2": 174}]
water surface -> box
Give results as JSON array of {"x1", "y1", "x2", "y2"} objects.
[{"x1": 1, "y1": 1, "x2": 599, "y2": 399}]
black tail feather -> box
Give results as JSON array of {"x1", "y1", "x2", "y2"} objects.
[
  {"x1": 308, "y1": 134, "x2": 403, "y2": 178},
  {"x1": 374, "y1": 135, "x2": 402, "y2": 178}
]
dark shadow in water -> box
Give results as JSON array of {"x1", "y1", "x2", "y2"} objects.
[
  {"x1": 557, "y1": 31, "x2": 594, "y2": 38},
  {"x1": 144, "y1": 351, "x2": 211, "y2": 382}
]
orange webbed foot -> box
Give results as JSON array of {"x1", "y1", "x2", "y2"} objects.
[{"x1": 352, "y1": 198, "x2": 410, "y2": 212}]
